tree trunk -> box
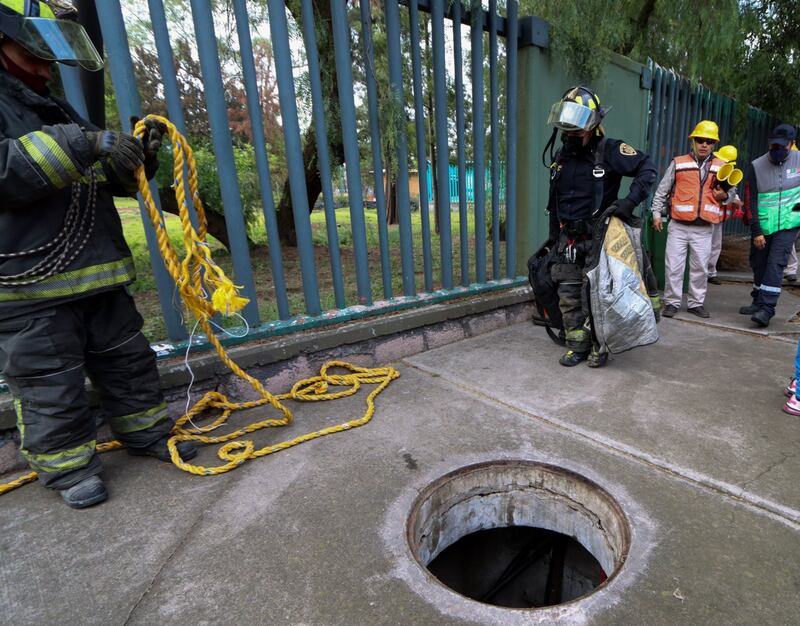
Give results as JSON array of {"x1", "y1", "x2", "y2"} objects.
[
  {"x1": 384, "y1": 150, "x2": 398, "y2": 225},
  {"x1": 157, "y1": 190, "x2": 255, "y2": 251},
  {"x1": 618, "y1": 0, "x2": 657, "y2": 56},
  {"x1": 277, "y1": 0, "x2": 345, "y2": 247}
]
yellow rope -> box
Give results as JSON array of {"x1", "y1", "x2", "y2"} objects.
[{"x1": 0, "y1": 116, "x2": 398, "y2": 495}]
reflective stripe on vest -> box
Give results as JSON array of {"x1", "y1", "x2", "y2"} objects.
[
  {"x1": 758, "y1": 186, "x2": 800, "y2": 236},
  {"x1": 0, "y1": 257, "x2": 136, "y2": 301},
  {"x1": 669, "y1": 155, "x2": 726, "y2": 224},
  {"x1": 107, "y1": 402, "x2": 169, "y2": 434}
]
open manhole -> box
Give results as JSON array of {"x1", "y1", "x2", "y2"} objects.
[{"x1": 407, "y1": 461, "x2": 630, "y2": 609}]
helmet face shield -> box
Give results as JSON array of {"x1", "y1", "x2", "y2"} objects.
[
  {"x1": 547, "y1": 100, "x2": 600, "y2": 131},
  {"x1": 16, "y1": 17, "x2": 103, "y2": 71}
]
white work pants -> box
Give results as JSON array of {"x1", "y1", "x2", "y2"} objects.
[
  {"x1": 786, "y1": 242, "x2": 798, "y2": 277},
  {"x1": 664, "y1": 220, "x2": 713, "y2": 309},
  {"x1": 707, "y1": 222, "x2": 724, "y2": 278}
]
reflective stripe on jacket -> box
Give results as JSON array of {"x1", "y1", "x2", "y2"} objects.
[
  {"x1": 0, "y1": 68, "x2": 138, "y2": 318},
  {"x1": 669, "y1": 155, "x2": 726, "y2": 224}
]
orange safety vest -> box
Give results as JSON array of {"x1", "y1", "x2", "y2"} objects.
[{"x1": 670, "y1": 155, "x2": 726, "y2": 224}]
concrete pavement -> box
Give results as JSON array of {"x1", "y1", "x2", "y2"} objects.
[{"x1": 1, "y1": 283, "x2": 800, "y2": 625}]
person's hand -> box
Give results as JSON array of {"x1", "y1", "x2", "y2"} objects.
[
  {"x1": 86, "y1": 130, "x2": 144, "y2": 174},
  {"x1": 652, "y1": 215, "x2": 663, "y2": 231},
  {"x1": 754, "y1": 235, "x2": 766, "y2": 249},
  {"x1": 131, "y1": 116, "x2": 168, "y2": 161},
  {"x1": 712, "y1": 186, "x2": 728, "y2": 202},
  {"x1": 608, "y1": 197, "x2": 636, "y2": 220}
]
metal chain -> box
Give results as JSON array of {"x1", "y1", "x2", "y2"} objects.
[{"x1": 0, "y1": 168, "x2": 97, "y2": 286}]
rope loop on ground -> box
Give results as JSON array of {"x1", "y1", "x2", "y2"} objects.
[{"x1": 0, "y1": 118, "x2": 398, "y2": 496}]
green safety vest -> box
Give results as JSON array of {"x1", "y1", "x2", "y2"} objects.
[{"x1": 758, "y1": 185, "x2": 800, "y2": 236}]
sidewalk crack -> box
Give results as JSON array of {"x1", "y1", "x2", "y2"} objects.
[{"x1": 122, "y1": 510, "x2": 207, "y2": 625}]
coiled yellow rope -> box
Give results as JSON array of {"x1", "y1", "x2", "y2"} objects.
[{"x1": 0, "y1": 116, "x2": 398, "y2": 495}]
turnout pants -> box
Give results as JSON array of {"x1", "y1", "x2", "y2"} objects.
[
  {"x1": 0, "y1": 289, "x2": 172, "y2": 489},
  {"x1": 551, "y1": 227, "x2": 594, "y2": 353},
  {"x1": 749, "y1": 227, "x2": 800, "y2": 319},
  {"x1": 663, "y1": 220, "x2": 713, "y2": 309}
]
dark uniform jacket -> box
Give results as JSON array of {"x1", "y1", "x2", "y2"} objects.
[
  {"x1": 0, "y1": 68, "x2": 138, "y2": 320},
  {"x1": 547, "y1": 136, "x2": 657, "y2": 239}
]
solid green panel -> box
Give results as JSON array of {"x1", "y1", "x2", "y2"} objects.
[{"x1": 514, "y1": 46, "x2": 652, "y2": 273}]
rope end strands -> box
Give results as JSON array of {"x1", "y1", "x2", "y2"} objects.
[{"x1": 0, "y1": 120, "x2": 400, "y2": 497}]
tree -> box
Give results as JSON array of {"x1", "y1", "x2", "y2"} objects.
[{"x1": 518, "y1": 0, "x2": 799, "y2": 122}]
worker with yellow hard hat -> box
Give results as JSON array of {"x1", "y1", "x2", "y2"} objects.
[
  {"x1": 706, "y1": 145, "x2": 743, "y2": 284},
  {"x1": 651, "y1": 120, "x2": 731, "y2": 319}
]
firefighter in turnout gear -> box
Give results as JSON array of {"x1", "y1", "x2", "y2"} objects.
[
  {"x1": 0, "y1": 0, "x2": 196, "y2": 508},
  {"x1": 545, "y1": 86, "x2": 657, "y2": 367}
]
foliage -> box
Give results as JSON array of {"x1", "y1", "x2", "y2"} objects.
[
  {"x1": 518, "y1": 0, "x2": 798, "y2": 122},
  {"x1": 154, "y1": 141, "x2": 261, "y2": 228}
]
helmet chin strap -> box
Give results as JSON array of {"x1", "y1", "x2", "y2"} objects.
[{"x1": 0, "y1": 45, "x2": 49, "y2": 94}]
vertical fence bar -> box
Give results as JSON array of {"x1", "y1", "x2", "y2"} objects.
[
  {"x1": 358, "y1": 0, "x2": 393, "y2": 301},
  {"x1": 189, "y1": 0, "x2": 260, "y2": 326},
  {"x1": 385, "y1": 0, "x2": 416, "y2": 296},
  {"x1": 408, "y1": 0, "x2": 434, "y2": 292},
  {"x1": 648, "y1": 67, "x2": 663, "y2": 177},
  {"x1": 431, "y1": 0, "x2": 453, "y2": 289},
  {"x1": 677, "y1": 79, "x2": 689, "y2": 152},
  {"x1": 59, "y1": 67, "x2": 89, "y2": 119},
  {"x1": 488, "y1": 0, "x2": 500, "y2": 280},
  {"x1": 504, "y1": 0, "x2": 518, "y2": 278},
  {"x1": 301, "y1": 0, "x2": 346, "y2": 309},
  {"x1": 95, "y1": 1, "x2": 187, "y2": 340},
  {"x1": 470, "y1": 1, "x2": 486, "y2": 283},
  {"x1": 663, "y1": 73, "x2": 676, "y2": 163},
  {"x1": 691, "y1": 84, "x2": 701, "y2": 128},
  {"x1": 148, "y1": 0, "x2": 203, "y2": 234},
  {"x1": 266, "y1": 0, "x2": 321, "y2": 314},
  {"x1": 452, "y1": 0, "x2": 469, "y2": 286},
  {"x1": 231, "y1": 0, "x2": 290, "y2": 319}
]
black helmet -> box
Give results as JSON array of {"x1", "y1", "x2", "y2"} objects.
[{"x1": 547, "y1": 86, "x2": 609, "y2": 132}]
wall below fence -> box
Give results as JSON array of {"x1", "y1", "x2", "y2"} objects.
[{"x1": 0, "y1": 288, "x2": 535, "y2": 476}]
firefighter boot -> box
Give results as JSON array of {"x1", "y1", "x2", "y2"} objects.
[
  {"x1": 127, "y1": 436, "x2": 199, "y2": 463},
  {"x1": 587, "y1": 347, "x2": 608, "y2": 368},
  {"x1": 559, "y1": 350, "x2": 589, "y2": 366},
  {"x1": 59, "y1": 475, "x2": 108, "y2": 509}
]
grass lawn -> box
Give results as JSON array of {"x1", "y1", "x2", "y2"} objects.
[{"x1": 117, "y1": 198, "x2": 507, "y2": 341}]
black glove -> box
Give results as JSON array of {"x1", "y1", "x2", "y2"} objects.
[
  {"x1": 131, "y1": 116, "x2": 167, "y2": 159},
  {"x1": 86, "y1": 130, "x2": 144, "y2": 175},
  {"x1": 131, "y1": 116, "x2": 167, "y2": 180},
  {"x1": 609, "y1": 197, "x2": 636, "y2": 220}
]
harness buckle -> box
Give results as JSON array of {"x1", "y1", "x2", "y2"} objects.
[{"x1": 592, "y1": 166, "x2": 605, "y2": 179}]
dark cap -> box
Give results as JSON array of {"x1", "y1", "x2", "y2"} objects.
[{"x1": 768, "y1": 124, "x2": 796, "y2": 147}]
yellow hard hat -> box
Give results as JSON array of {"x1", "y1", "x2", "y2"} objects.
[
  {"x1": 713, "y1": 144, "x2": 737, "y2": 163},
  {"x1": 688, "y1": 120, "x2": 720, "y2": 142}
]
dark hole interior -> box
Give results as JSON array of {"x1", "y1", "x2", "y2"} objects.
[{"x1": 426, "y1": 526, "x2": 607, "y2": 608}]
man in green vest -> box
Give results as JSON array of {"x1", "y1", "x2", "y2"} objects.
[
  {"x1": 739, "y1": 124, "x2": 800, "y2": 327},
  {"x1": 0, "y1": 0, "x2": 196, "y2": 508}
]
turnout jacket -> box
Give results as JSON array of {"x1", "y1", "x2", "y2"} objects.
[
  {"x1": 0, "y1": 68, "x2": 138, "y2": 319},
  {"x1": 547, "y1": 136, "x2": 657, "y2": 238}
]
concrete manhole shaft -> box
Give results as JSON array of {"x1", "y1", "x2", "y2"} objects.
[{"x1": 406, "y1": 460, "x2": 631, "y2": 609}]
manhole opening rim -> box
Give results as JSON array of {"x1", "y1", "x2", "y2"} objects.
[{"x1": 405, "y1": 459, "x2": 632, "y2": 611}]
